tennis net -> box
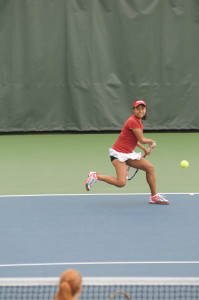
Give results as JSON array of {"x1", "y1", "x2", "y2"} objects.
[{"x1": 0, "y1": 277, "x2": 199, "y2": 300}]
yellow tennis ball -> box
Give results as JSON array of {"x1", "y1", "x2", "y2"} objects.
[{"x1": 180, "y1": 160, "x2": 189, "y2": 168}]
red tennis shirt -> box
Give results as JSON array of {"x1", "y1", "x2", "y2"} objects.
[{"x1": 112, "y1": 115, "x2": 143, "y2": 153}]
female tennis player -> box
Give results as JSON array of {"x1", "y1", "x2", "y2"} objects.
[
  {"x1": 85, "y1": 100, "x2": 170, "y2": 204},
  {"x1": 54, "y1": 269, "x2": 82, "y2": 300}
]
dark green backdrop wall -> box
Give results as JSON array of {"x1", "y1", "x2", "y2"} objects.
[{"x1": 0, "y1": 0, "x2": 199, "y2": 132}]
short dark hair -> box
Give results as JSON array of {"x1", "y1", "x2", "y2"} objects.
[{"x1": 142, "y1": 112, "x2": 147, "y2": 120}]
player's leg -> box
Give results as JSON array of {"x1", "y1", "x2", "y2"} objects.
[
  {"x1": 127, "y1": 157, "x2": 170, "y2": 204},
  {"x1": 85, "y1": 159, "x2": 127, "y2": 191},
  {"x1": 127, "y1": 157, "x2": 157, "y2": 195},
  {"x1": 97, "y1": 159, "x2": 127, "y2": 187}
]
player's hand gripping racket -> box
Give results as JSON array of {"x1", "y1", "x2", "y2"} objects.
[
  {"x1": 126, "y1": 142, "x2": 156, "y2": 181},
  {"x1": 109, "y1": 290, "x2": 131, "y2": 300}
]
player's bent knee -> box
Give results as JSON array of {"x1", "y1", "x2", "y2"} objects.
[
  {"x1": 146, "y1": 164, "x2": 155, "y2": 174},
  {"x1": 117, "y1": 179, "x2": 126, "y2": 188}
]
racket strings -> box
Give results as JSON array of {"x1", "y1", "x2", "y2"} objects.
[{"x1": 126, "y1": 166, "x2": 138, "y2": 180}]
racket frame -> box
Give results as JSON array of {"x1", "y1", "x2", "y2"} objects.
[{"x1": 126, "y1": 154, "x2": 146, "y2": 181}]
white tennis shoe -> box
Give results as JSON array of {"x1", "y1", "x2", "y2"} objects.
[
  {"x1": 85, "y1": 171, "x2": 98, "y2": 191},
  {"x1": 149, "y1": 194, "x2": 170, "y2": 205}
]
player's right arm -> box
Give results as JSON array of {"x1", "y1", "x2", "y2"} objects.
[{"x1": 132, "y1": 128, "x2": 155, "y2": 147}]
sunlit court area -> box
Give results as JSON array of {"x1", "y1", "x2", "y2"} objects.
[{"x1": 0, "y1": 1, "x2": 199, "y2": 299}]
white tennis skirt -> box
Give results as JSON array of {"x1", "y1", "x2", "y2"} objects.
[{"x1": 109, "y1": 148, "x2": 142, "y2": 162}]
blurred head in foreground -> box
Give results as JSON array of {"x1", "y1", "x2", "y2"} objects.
[{"x1": 54, "y1": 269, "x2": 82, "y2": 300}]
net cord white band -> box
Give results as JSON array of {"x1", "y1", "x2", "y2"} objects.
[{"x1": 0, "y1": 277, "x2": 199, "y2": 287}]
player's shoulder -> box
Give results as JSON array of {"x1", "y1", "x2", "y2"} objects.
[
  {"x1": 125, "y1": 114, "x2": 135, "y2": 122},
  {"x1": 125, "y1": 115, "x2": 142, "y2": 129},
  {"x1": 126, "y1": 115, "x2": 138, "y2": 125}
]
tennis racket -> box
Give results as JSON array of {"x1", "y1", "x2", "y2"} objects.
[
  {"x1": 126, "y1": 142, "x2": 156, "y2": 181},
  {"x1": 126, "y1": 154, "x2": 146, "y2": 180},
  {"x1": 109, "y1": 290, "x2": 131, "y2": 300}
]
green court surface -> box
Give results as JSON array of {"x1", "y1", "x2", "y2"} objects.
[{"x1": 0, "y1": 132, "x2": 198, "y2": 195}]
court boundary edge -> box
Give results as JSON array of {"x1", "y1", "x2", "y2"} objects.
[{"x1": 0, "y1": 192, "x2": 198, "y2": 198}]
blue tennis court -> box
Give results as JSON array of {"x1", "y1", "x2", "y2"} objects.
[{"x1": 0, "y1": 193, "x2": 199, "y2": 278}]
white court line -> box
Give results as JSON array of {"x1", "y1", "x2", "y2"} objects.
[
  {"x1": 0, "y1": 261, "x2": 199, "y2": 268},
  {"x1": 0, "y1": 193, "x2": 198, "y2": 198},
  {"x1": 0, "y1": 193, "x2": 150, "y2": 198}
]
